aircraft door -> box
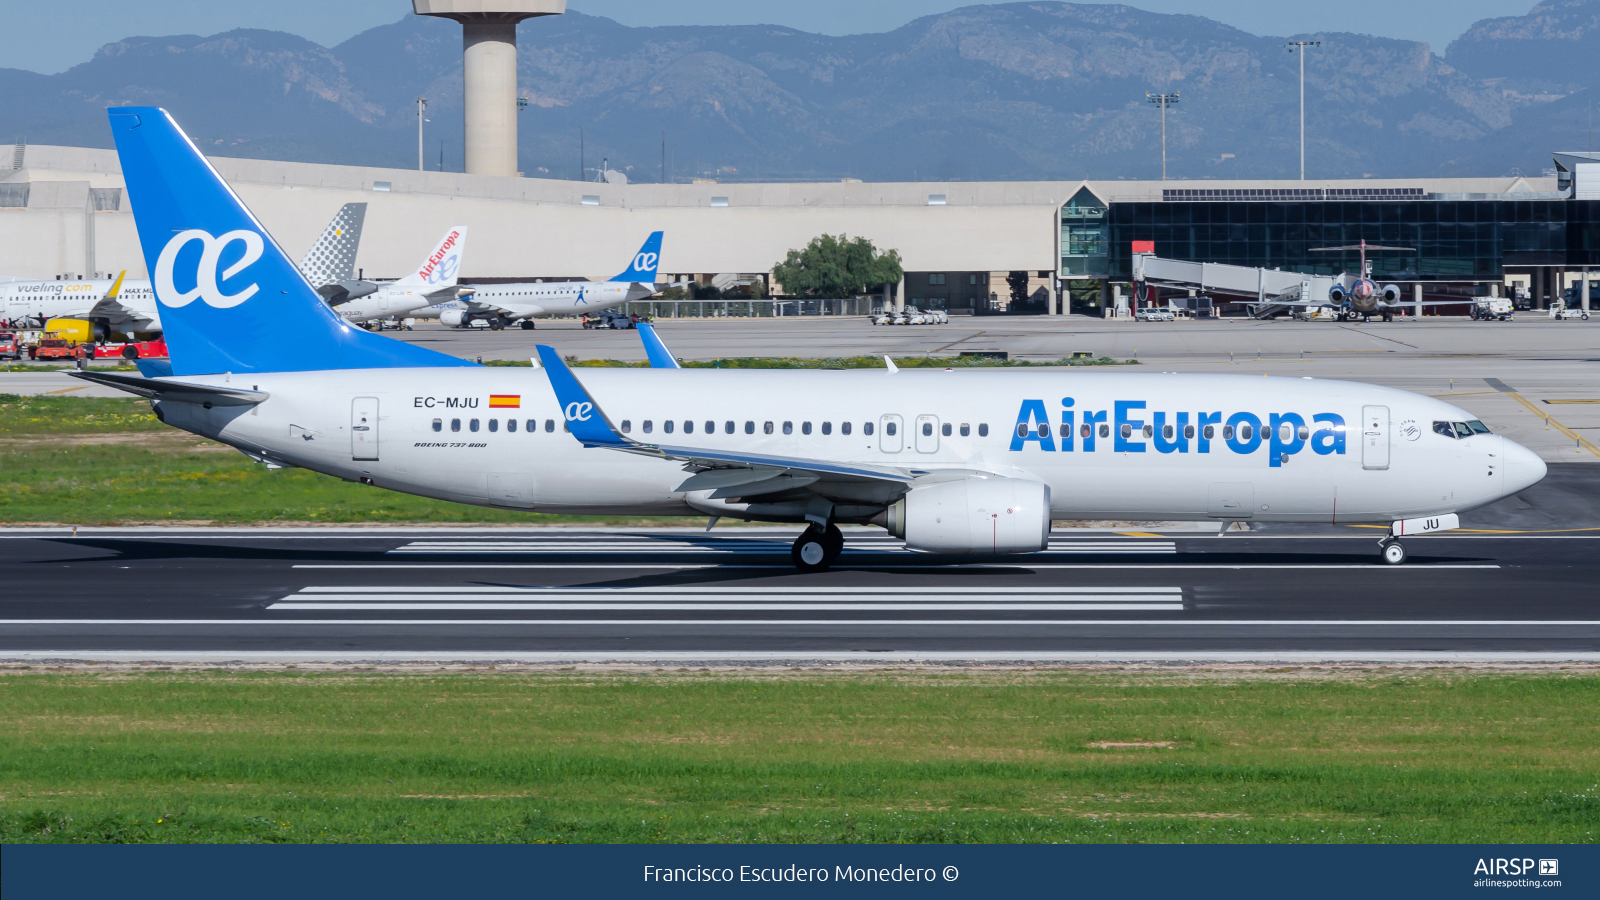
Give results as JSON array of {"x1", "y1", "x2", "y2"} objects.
[
  {"x1": 1361, "y1": 405, "x2": 1389, "y2": 470},
  {"x1": 879, "y1": 414, "x2": 903, "y2": 453},
  {"x1": 352, "y1": 396, "x2": 379, "y2": 460},
  {"x1": 1207, "y1": 483, "x2": 1253, "y2": 519},
  {"x1": 915, "y1": 415, "x2": 939, "y2": 453}
]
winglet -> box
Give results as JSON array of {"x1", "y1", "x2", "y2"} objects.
[
  {"x1": 637, "y1": 322, "x2": 681, "y2": 369},
  {"x1": 105, "y1": 270, "x2": 126, "y2": 300},
  {"x1": 884, "y1": 355, "x2": 898, "y2": 374},
  {"x1": 534, "y1": 346, "x2": 630, "y2": 448}
]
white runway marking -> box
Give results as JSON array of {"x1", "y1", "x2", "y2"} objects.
[{"x1": 269, "y1": 584, "x2": 1186, "y2": 611}]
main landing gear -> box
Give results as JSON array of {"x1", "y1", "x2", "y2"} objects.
[
  {"x1": 1379, "y1": 538, "x2": 1407, "y2": 565},
  {"x1": 791, "y1": 523, "x2": 845, "y2": 572}
]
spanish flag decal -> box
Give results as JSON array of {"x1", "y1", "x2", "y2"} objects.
[{"x1": 489, "y1": 395, "x2": 521, "y2": 408}]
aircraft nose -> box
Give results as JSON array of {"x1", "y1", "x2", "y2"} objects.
[{"x1": 1501, "y1": 437, "x2": 1548, "y2": 498}]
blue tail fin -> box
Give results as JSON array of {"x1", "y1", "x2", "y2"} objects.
[
  {"x1": 636, "y1": 322, "x2": 681, "y2": 369},
  {"x1": 108, "y1": 107, "x2": 473, "y2": 376},
  {"x1": 612, "y1": 231, "x2": 663, "y2": 283}
]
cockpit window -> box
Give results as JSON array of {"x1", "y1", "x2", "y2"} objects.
[
  {"x1": 1467, "y1": 420, "x2": 1491, "y2": 434},
  {"x1": 1453, "y1": 422, "x2": 1474, "y2": 439},
  {"x1": 1433, "y1": 421, "x2": 1456, "y2": 439}
]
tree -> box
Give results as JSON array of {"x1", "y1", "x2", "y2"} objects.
[{"x1": 772, "y1": 234, "x2": 903, "y2": 299}]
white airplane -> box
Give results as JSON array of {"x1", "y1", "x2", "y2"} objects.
[
  {"x1": 0, "y1": 202, "x2": 368, "y2": 339},
  {"x1": 79, "y1": 107, "x2": 1548, "y2": 571},
  {"x1": 425, "y1": 232, "x2": 665, "y2": 330},
  {"x1": 328, "y1": 225, "x2": 469, "y2": 325}
]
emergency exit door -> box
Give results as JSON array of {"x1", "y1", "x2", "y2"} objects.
[
  {"x1": 879, "y1": 414, "x2": 903, "y2": 453},
  {"x1": 352, "y1": 397, "x2": 379, "y2": 460},
  {"x1": 1361, "y1": 405, "x2": 1388, "y2": 470}
]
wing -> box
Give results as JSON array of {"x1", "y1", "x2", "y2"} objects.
[
  {"x1": 535, "y1": 345, "x2": 914, "y2": 486},
  {"x1": 86, "y1": 272, "x2": 157, "y2": 327}
]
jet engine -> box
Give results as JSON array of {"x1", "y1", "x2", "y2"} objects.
[
  {"x1": 1381, "y1": 284, "x2": 1404, "y2": 304},
  {"x1": 883, "y1": 476, "x2": 1051, "y2": 554},
  {"x1": 1328, "y1": 284, "x2": 1347, "y2": 304},
  {"x1": 439, "y1": 309, "x2": 472, "y2": 328}
]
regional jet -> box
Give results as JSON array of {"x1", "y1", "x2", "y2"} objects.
[
  {"x1": 326, "y1": 226, "x2": 470, "y2": 325},
  {"x1": 425, "y1": 232, "x2": 665, "y2": 330},
  {"x1": 77, "y1": 107, "x2": 1547, "y2": 570}
]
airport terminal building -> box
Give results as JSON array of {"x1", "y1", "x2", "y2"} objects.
[{"x1": 2, "y1": 142, "x2": 1596, "y2": 316}]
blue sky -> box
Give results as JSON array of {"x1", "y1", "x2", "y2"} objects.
[{"x1": 0, "y1": 0, "x2": 1538, "y2": 75}]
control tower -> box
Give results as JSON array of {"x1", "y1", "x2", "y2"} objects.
[{"x1": 413, "y1": 1, "x2": 567, "y2": 177}]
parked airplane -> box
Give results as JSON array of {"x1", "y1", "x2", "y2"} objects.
[
  {"x1": 426, "y1": 232, "x2": 665, "y2": 330},
  {"x1": 326, "y1": 226, "x2": 470, "y2": 325},
  {"x1": 1281, "y1": 240, "x2": 1462, "y2": 322},
  {"x1": 0, "y1": 202, "x2": 368, "y2": 339},
  {"x1": 79, "y1": 107, "x2": 1547, "y2": 571}
]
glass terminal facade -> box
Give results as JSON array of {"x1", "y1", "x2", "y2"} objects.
[{"x1": 1091, "y1": 197, "x2": 1600, "y2": 283}]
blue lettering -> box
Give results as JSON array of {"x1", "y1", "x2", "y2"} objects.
[
  {"x1": 1060, "y1": 398, "x2": 1075, "y2": 452},
  {"x1": 1268, "y1": 412, "x2": 1307, "y2": 467},
  {"x1": 1312, "y1": 413, "x2": 1347, "y2": 455},
  {"x1": 1081, "y1": 410, "x2": 1107, "y2": 452},
  {"x1": 1225, "y1": 412, "x2": 1263, "y2": 454},
  {"x1": 1153, "y1": 411, "x2": 1189, "y2": 454},
  {"x1": 1114, "y1": 400, "x2": 1147, "y2": 453},
  {"x1": 1197, "y1": 412, "x2": 1222, "y2": 453},
  {"x1": 1010, "y1": 399, "x2": 1055, "y2": 452}
]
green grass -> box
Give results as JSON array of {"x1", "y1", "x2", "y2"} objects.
[
  {"x1": 483, "y1": 355, "x2": 1135, "y2": 369},
  {"x1": 0, "y1": 394, "x2": 166, "y2": 437},
  {"x1": 0, "y1": 670, "x2": 1595, "y2": 844}
]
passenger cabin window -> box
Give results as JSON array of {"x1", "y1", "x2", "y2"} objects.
[
  {"x1": 885, "y1": 421, "x2": 896, "y2": 436},
  {"x1": 1184, "y1": 425, "x2": 1195, "y2": 439},
  {"x1": 782, "y1": 421, "x2": 793, "y2": 435},
  {"x1": 842, "y1": 422, "x2": 852, "y2": 435},
  {"x1": 620, "y1": 420, "x2": 632, "y2": 433},
  {"x1": 432, "y1": 418, "x2": 442, "y2": 432},
  {"x1": 764, "y1": 421, "x2": 774, "y2": 434},
  {"x1": 978, "y1": 424, "x2": 988, "y2": 437},
  {"x1": 941, "y1": 423, "x2": 951, "y2": 437},
  {"x1": 684, "y1": 420, "x2": 694, "y2": 434},
  {"x1": 726, "y1": 421, "x2": 735, "y2": 434},
  {"x1": 1223, "y1": 425, "x2": 1235, "y2": 440},
  {"x1": 960, "y1": 423, "x2": 970, "y2": 436},
  {"x1": 663, "y1": 420, "x2": 674, "y2": 434},
  {"x1": 507, "y1": 419, "x2": 517, "y2": 433},
  {"x1": 1203, "y1": 425, "x2": 1214, "y2": 439},
  {"x1": 545, "y1": 419, "x2": 555, "y2": 432},
  {"x1": 864, "y1": 422, "x2": 874, "y2": 436},
  {"x1": 821, "y1": 422, "x2": 831, "y2": 435},
  {"x1": 745, "y1": 421, "x2": 755, "y2": 434},
  {"x1": 643, "y1": 420, "x2": 653, "y2": 433},
  {"x1": 451, "y1": 418, "x2": 461, "y2": 432},
  {"x1": 527, "y1": 419, "x2": 536, "y2": 433},
  {"x1": 1080, "y1": 424, "x2": 1090, "y2": 439},
  {"x1": 489, "y1": 419, "x2": 499, "y2": 433},
  {"x1": 705, "y1": 421, "x2": 714, "y2": 434},
  {"x1": 802, "y1": 422, "x2": 812, "y2": 435},
  {"x1": 470, "y1": 419, "x2": 480, "y2": 432},
  {"x1": 922, "y1": 422, "x2": 933, "y2": 437},
  {"x1": 1017, "y1": 424, "x2": 1029, "y2": 439}
]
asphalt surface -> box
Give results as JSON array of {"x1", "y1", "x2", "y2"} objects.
[{"x1": 3, "y1": 523, "x2": 1598, "y2": 662}]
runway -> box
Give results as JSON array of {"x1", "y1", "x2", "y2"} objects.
[{"x1": 2, "y1": 529, "x2": 1598, "y2": 663}]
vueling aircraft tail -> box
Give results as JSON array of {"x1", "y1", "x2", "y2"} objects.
[
  {"x1": 108, "y1": 107, "x2": 472, "y2": 376},
  {"x1": 613, "y1": 231, "x2": 663, "y2": 283}
]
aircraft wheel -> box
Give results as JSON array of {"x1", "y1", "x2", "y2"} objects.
[
  {"x1": 1380, "y1": 540, "x2": 1407, "y2": 565},
  {"x1": 520, "y1": 320, "x2": 535, "y2": 330},
  {"x1": 821, "y1": 523, "x2": 844, "y2": 563},
  {"x1": 792, "y1": 528, "x2": 831, "y2": 572}
]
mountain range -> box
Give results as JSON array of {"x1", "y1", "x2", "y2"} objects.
[{"x1": 1, "y1": 1, "x2": 1597, "y2": 182}]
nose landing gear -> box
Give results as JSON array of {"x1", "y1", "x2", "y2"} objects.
[
  {"x1": 791, "y1": 523, "x2": 845, "y2": 572},
  {"x1": 1379, "y1": 538, "x2": 1407, "y2": 565}
]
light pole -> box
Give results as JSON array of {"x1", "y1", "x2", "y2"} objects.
[
  {"x1": 1146, "y1": 92, "x2": 1180, "y2": 180},
  {"x1": 1286, "y1": 41, "x2": 1319, "y2": 179},
  {"x1": 416, "y1": 97, "x2": 428, "y2": 171}
]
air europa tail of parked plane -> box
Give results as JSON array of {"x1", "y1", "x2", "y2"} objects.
[{"x1": 79, "y1": 106, "x2": 1546, "y2": 570}]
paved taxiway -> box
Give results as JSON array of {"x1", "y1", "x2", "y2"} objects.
[{"x1": 3, "y1": 523, "x2": 1598, "y2": 662}]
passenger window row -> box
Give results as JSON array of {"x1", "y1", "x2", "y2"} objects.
[
  {"x1": 432, "y1": 418, "x2": 567, "y2": 433},
  {"x1": 610, "y1": 420, "x2": 988, "y2": 438}
]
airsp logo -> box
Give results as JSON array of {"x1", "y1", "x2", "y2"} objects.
[
  {"x1": 565, "y1": 401, "x2": 594, "y2": 422},
  {"x1": 154, "y1": 229, "x2": 264, "y2": 309},
  {"x1": 633, "y1": 251, "x2": 658, "y2": 272},
  {"x1": 1399, "y1": 418, "x2": 1421, "y2": 441}
]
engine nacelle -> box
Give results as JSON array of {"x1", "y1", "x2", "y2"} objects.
[
  {"x1": 1327, "y1": 284, "x2": 1347, "y2": 304},
  {"x1": 439, "y1": 309, "x2": 471, "y2": 328},
  {"x1": 1381, "y1": 284, "x2": 1403, "y2": 304},
  {"x1": 885, "y1": 477, "x2": 1051, "y2": 554},
  {"x1": 44, "y1": 318, "x2": 100, "y2": 343}
]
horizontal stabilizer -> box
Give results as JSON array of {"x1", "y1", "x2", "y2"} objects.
[{"x1": 68, "y1": 369, "x2": 267, "y2": 407}]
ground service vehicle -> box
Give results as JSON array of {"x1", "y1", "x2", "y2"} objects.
[
  {"x1": 0, "y1": 332, "x2": 21, "y2": 360},
  {"x1": 85, "y1": 106, "x2": 1550, "y2": 572},
  {"x1": 30, "y1": 338, "x2": 86, "y2": 360},
  {"x1": 1472, "y1": 299, "x2": 1513, "y2": 321}
]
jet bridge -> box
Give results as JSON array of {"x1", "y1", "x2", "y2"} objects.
[{"x1": 1131, "y1": 253, "x2": 1340, "y2": 318}]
